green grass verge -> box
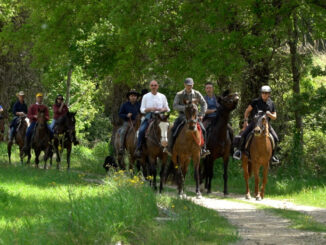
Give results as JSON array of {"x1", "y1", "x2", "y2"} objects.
[{"x1": 0, "y1": 163, "x2": 239, "y2": 244}]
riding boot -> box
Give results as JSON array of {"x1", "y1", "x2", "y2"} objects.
[
  {"x1": 134, "y1": 145, "x2": 142, "y2": 158},
  {"x1": 233, "y1": 137, "x2": 245, "y2": 160},
  {"x1": 200, "y1": 122, "x2": 210, "y2": 158}
]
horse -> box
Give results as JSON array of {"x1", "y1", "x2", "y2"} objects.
[
  {"x1": 202, "y1": 91, "x2": 239, "y2": 194},
  {"x1": 31, "y1": 108, "x2": 52, "y2": 169},
  {"x1": 171, "y1": 100, "x2": 202, "y2": 198},
  {"x1": 7, "y1": 116, "x2": 31, "y2": 164},
  {"x1": 142, "y1": 113, "x2": 170, "y2": 192},
  {"x1": 114, "y1": 114, "x2": 144, "y2": 171},
  {"x1": 242, "y1": 111, "x2": 272, "y2": 200},
  {"x1": 52, "y1": 112, "x2": 77, "y2": 170}
]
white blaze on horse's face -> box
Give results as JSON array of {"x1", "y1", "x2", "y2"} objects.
[{"x1": 159, "y1": 121, "x2": 169, "y2": 147}]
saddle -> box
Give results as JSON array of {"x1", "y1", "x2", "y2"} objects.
[{"x1": 244, "y1": 131, "x2": 275, "y2": 153}]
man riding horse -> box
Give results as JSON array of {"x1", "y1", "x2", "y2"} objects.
[
  {"x1": 203, "y1": 82, "x2": 221, "y2": 129},
  {"x1": 134, "y1": 80, "x2": 170, "y2": 158},
  {"x1": 233, "y1": 85, "x2": 279, "y2": 163},
  {"x1": 23, "y1": 93, "x2": 52, "y2": 154},
  {"x1": 51, "y1": 94, "x2": 78, "y2": 145},
  {"x1": 167, "y1": 78, "x2": 210, "y2": 158},
  {"x1": 118, "y1": 89, "x2": 140, "y2": 154},
  {"x1": 9, "y1": 91, "x2": 28, "y2": 143}
]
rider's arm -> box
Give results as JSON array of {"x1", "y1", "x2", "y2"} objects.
[
  {"x1": 197, "y1": 92, "x2": 207, "y2": 118},
  {"x1": 243, "y1": 105, "x2": 253, "y2": 130},
  {"x1": 173, "y1": 93, "x2": 185, "y2": 112},
  {"x1": 118, "y1": 103, "x2": 128, "y2": 120},
  {"x1": 160, "y1": 94, "x2": 170, "y2": 112},
  {"x1": 266, "y1": 111, "x2": 277, "y2": 120}
]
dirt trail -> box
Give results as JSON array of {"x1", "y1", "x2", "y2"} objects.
[{"x1": 191, "y1": 196, "x2": 326, "y2": 245}]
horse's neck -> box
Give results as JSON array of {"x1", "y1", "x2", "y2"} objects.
[{"x1": 213, "y1": 108, "x2": 230, "y2": 137}]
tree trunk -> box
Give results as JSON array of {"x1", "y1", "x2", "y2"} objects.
[
  {"x1": 66, "y1": 67, "x2": 73, "y2": 107},
  {"x1": 288, "y1": 12, "x2": 303, "y2": 144}
]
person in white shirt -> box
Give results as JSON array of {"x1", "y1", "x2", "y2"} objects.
[{"x1": 134, "y1": 80, "x2": 170, "y2": 157}]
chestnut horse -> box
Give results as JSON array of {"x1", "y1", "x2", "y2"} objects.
[
  {"x1": 142, "y1": 113, "x2": 170, "y2": 192},
  {"x1": 114, "y1": 114, "x2": 145, "y2": 171},
  {"x1": 31, "y1": 108, "x2": 52, "y2": 169},
  {"x1": 242, "y1": 112, "x2": 272, "y2": 200},
  {"x1": 8, "y1": 116, "x2": 31, "y2": 164},
  {"x1": 172, "y1": 100, "x2": 202, "y2": 198},
  {"x1": 202, "y1": 91, "x2": 239, "y2": 194}
]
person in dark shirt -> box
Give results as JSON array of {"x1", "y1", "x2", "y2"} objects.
[
  {"x1": 203, "y1": 82, "x2": 221, "y2": 129},
  {"x1": 118, "y1": 89, "x2": 141, "y2": 154},
  {"x1": 50, "y1": 95, "x2": 69, "y2": 131},
  {"x1": 9, "y1": 91, "x2": 28, "y2": 143},
  {"x1": 233, "y1": 85, "x2": 279, "y2": 163}
]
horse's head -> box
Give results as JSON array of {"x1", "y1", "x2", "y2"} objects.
[
  {"x1": 66, "y1": 112, "x2": 77, "y2": 139},
  {"x1": 217, "y1": 90, "x2": 239, "y2": 111},
  {"x1": 152, "y1": 113, "x2": 170, "y2": 148},
  {"x1": 37, "y1": 108, "x2": 47, "y2": 125},
  {"x1": 253, "y1": 111, "x2": 269, "y2": 136},
  {"x1": 184, "y1": 99, "x2": 198, "y2": 131}
]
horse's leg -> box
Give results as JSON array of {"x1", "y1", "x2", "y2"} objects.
[
  {"x1": 55, "y1": 145, "x2": 61, "y2": 170},
  {"x1": 7, "y1": 142, "x2": 12, "y2": 164},
  {"x1": 67, "y1": 143, "x2": 72, "y2": 170},
  {"x1": 159, "y1": 154, "x2": 168, "y2": 193},
  {"x1": 148, "y1": 156, "x2": 157, "y2": 190},
  {"x1": 253, "y1": 163, "x2": 261, "y2": 200},
  {"x1": 204, "y1": 156, "x2": 214, "y2": 194},
  {"x1": 223, "y1": 155, "x2": 230, "y2": 195},
  {"x1": 35, "y1": 149, "x2": 40, "y2": 168},
  {"x1": 193, "y1": 153, "x2": 202, "y2": 198},
  {"x1": 261, "y1": 163, "x2": 269, "y2": 199},
  {"x1": 180, "y1": 158, "x2": 189, "y2": 197},
  {"x1": 242, "y1": 155, "x2": 251, "y2": 199}
]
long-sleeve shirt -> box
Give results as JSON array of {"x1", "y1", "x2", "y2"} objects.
[
  {"x1": 118, "y1": 101, "x2": 140, "y2": 121},
  {"x1": 12, "y1": 101, "x2": 28, "y2": 116},
  {"x1": 27, "y1": 103, "x2": 50, "y2": 122},
  {"x1": 53, "y1": 104, "x2": 69, "y2": 120},
  {"x1": 173, "y1": 89, "x2": 207, "y2": 117},
  {"x1": 140, "y1": 92, "x2": 170, "y2": 114}
]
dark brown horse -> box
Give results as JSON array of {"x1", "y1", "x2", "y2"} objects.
[
  {"x1": 7, "y1": 116, "x2": 31, "y2": 164},
  {"x1": 114, "y1": 114, "x2": 144, "y2": 171},
  {"x1": 202, "y1": 91, "x2": 239, "y2": 194},
  {"x1": 0, "y1": 117, "x2": 5, "y2": 141},
  {"x1": 31, "y1": 108, "x2": 52, "y2": 169},
  {"x1": 242, "y1": 112, "x2": 272, "y2": 200},
  {"x1": 142, "y1": 113, "x2": 170, "y2": 192},
  {"x1": 172, "y1": 100, "x2": 202, "y2": 198},
  {"x1": 52, "y1": 112, "x2": 77, "y2": 170}
]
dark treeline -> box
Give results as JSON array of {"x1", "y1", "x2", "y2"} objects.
[{"x1": 0, "y1": 0, "x2": 326, "y2": 174}]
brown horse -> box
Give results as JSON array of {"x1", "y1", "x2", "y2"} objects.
[
  {"x1": 242, "y1": 112, "x2": 272, "y2": 200},
  {"x1": 52, "y1": 112, "x2": 77, "y2": 170},
  {"x1": 172, "y1": 100, "x2": 202, "y2": 198},
  {"x1": 7, "y1": 116, "x2": 31, "y2": 164},
  {"x1": 203, "y1": 91, "x2": 239, "y2": 194},
  {"x1": 31, "y1": 108, "x2": 52, "y2": 169},
  {"x1": 142, "y1": 113, "x2": 170, "y2": 192},
  {"x1": 114, "y1": 114, "x2": 145, "y2": 172}
]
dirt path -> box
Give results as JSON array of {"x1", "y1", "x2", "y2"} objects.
[{"x1": 191, "y1": 196, "x2": 326, "y2": 245}]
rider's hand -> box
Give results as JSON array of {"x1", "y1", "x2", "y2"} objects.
[
  {"x1": 266, "y1": 111, "x2": 272, "y2": 117},
  {"x1": 127, "y1": 113, "x2": 132, "y2": 118},
  {"x1": 199, "y1": 116, "x2": 203, "y2": 121},
  {"x1": 242, "y1": 121, "x2": 248, "y2": 130}
]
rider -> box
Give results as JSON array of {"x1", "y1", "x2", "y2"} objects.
[
  {"x1": 51, "y1": 94, "x2": 79, "y2": 145},
  {"x1": 134, "y1": 80, "x2": 170, "y2": 158},
  {"x1": 203, "y1": 82, "x2": 221, "y2": 129},
  {"x1": 167, "y1": 78, "x2": 210, "y2": 158},
  {"x1": 118, "y1": 89, "x2": 140, "y2": 154},
  {"x1": 23, "y1": 93, "x2": 52, "y2": 153},
  {"x1": 9, "y1": 91, "x2": 28, "y2": 143},
  {"x1": 233, "y1": 85, "x2": 279, "y2": 163}
]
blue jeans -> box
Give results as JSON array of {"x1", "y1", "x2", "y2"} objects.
[
  {"x1": 50, "y1": 119, "x2": 56, "y2": 133},
  {"x1": 136, "y1": 118, "x2": 149, "y2": 149}
]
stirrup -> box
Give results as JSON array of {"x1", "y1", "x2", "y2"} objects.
[
  {"x1": 271, "y1": 155, "x2": 280, "y2": 164},
  {"x1": 233, "y1": 150, "x2": 242, "y2": 160},
  {"x1": 200, "y1": 149, "x2": 210, "y2": 158}
]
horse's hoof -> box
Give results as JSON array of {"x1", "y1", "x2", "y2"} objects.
[
  {"x1": 256, "y1": 196, "x2": 261, "y2": 201},
  {"x1": 196, "y1": 193, "x2": 202, "y2": 199},
  {"x1": 245, "y1": 194, "x2": 251, "y2": 199},
  {"x1": 224, "y1": 193, "x2": 229, "y2": 197}
]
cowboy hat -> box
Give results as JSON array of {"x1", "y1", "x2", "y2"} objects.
[{"x1": 16, "y1": 91, "x2": 25, "y2": 97}]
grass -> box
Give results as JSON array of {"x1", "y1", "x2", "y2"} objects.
[
  {"x1": 183, "y1": 158, "x2": 326, "y2": 208},
  {"x1": 0, "y1": 144, "x2": 239, "y2": 244}
]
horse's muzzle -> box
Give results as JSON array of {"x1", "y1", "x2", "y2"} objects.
[
  {"x1": 254, "y1": 127, "x2": 262, "y2": 136},
  {"x1": 161, "y1": 140, "x2": 168, "y2": 148}
]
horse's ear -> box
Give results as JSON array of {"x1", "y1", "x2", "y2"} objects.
[{"x1": 222, "y1": 90, "x2": 230, "y2": 97}]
